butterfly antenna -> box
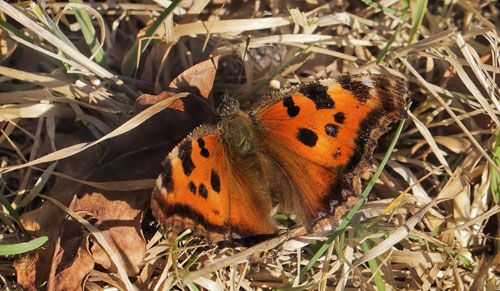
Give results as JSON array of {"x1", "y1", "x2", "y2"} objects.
[{"x1": 237, "y1": 35, "x2": 251, "y2": 85}]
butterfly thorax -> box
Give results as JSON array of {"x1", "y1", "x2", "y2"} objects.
[{"x1": 221, "y1": 111, "x2": 257, "y2": 155}]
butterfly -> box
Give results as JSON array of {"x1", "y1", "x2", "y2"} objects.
[{"x1": 151, "y1": 74, "x2": 407, "y2": 242}]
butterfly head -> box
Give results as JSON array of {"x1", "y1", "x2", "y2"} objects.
[{"x1": 217, "y1": 94, "x2": 240, "y2": 117}]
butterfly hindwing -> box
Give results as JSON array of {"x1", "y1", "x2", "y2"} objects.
[{"x1": 250, "y1": 74, "x2": 407, "y2": 230}]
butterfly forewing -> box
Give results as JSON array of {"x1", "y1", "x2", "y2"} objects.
[
  {"x1": 250, "y1": 74, "x2": 407, "y2": 230},
  {"x1": 151, "y1": 125, "x2": 275, "y2": 241}
]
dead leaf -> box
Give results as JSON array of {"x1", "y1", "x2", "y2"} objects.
[
  {"x1": 169, "y1": 56, "x2": 219, "y2": 101},
  {"x1": 135, "y1": 56, "x2": 219, "y2": 112},
  {"x1": 49, "y1": 218, "x2": 94, "y2": 291},
  {"x1": 136, "y1": 91, "x2": 178, "y2": 107},
  {"x1": 13, "y1": 252, "x2": 39, "y2": 291},
  {"x1": 73, "y1": 192, "x2": 146, "y2": 276}
]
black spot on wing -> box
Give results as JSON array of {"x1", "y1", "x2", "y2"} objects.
[
  {"x1": 282, "y1": 96, "x2": 300, "y2": 117},
  {"x1": 210, "y1": 170, "x2": 221, "y2": 193},
  {"x1": 188, "y1": 181, "x2": 196, "y2": 194},
  {"x1": 299, "y1": 83, "x2": 334, "y2": 110},
  {"x1": 325, "y1": 124, "x2": 339, "y2": 137},
  {"x1": 333, "y1": 147, "x2": 341, "y2": 158},
  {"x1": 334, "y1": 112, "x2": 345, "y2": 124},
  {"x1": 197, "y1": 138, "x2": 210, "y2": 158},
  {"x1": 179, "y1": 141, "x2": 195, "y2": 176},
  {"x1": 337, "y1": 75, "x2": 371, "y2": 102},
  {"x1": 161, "y1": 159, "x2": 174, "y2": 192},
  {"x1": 198, "y1": 183, "x2": 208, "y2": 198},
  {"x1": 297, "y1": 128, "x2": 318, "y2": 147}
]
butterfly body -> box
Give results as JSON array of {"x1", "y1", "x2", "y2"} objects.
[
  {"x1": 221, "y1": 111, "x2": 257, "y2": 155},
  {"x1": 151, "y1": 74, "x2": 407, "y2": 242}
]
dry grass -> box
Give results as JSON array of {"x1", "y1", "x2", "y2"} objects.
[{"x1": 1, "y1": 0, "x2": 500, "y2": 290}]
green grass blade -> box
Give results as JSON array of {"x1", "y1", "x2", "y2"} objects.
[
  {"x1": 408, "y1": 0, "x2": 428, "y2": 45},
  {"x1": 356, "y1": 227, "x2": 385, "y2": 291},
  {"x1": 69, "y1": 0, "x2": 104, "y2": 63},
  {"x1": 377, "y1": 24, "x2": 401, "y2": 64},
  {"x1": 30, "y1": 1, "x2": 80, "y2": 71},
  {"x1": 31, "y1": 2, "x2": 78, "y2": 51},
  {"x1": 0, "y1": 18, "x2": 33, "y2": 43},
  {"x1": 0, "y1": 192, "x2": 19, "y2": 222},
  {"x1": 360, "y1": 0, "x2": 409, "y2": 18},
  {"x1": 0, "y1": 236, "x2": 48, "y2": 256}
]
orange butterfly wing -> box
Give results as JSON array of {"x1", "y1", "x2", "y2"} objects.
[
  {"x1": 151, "y1": 125, "x2": 275, "y2": 241},
  {"x1": 152, "y1": 74, "x2": 407, "y2": 240},
  {"x1": 250, "y1": 74, "x2": 407, "y2": 231}
]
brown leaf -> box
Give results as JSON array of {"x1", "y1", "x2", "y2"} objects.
[
  {"x1": 135, "y1": 56, "x2": 219, "y2": 112},
  {"x1": 135, "y1": 91, "x2": 184, "y2": 112},
  {"x1": 136, "y1": 91, "x2": 177, "y2": 105},
  {"x1": 13, "y1": 252, "x2": 39, "y2": 291},
  {"x1": 48, "y1": 219, "x2": 94, "y2": 291},
  {"x1": 169, "y1": 55, "x2": 219, "y2": 101},
  {"x1": 72, "y1": 191, "x2": 146, "y2": 276}
]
